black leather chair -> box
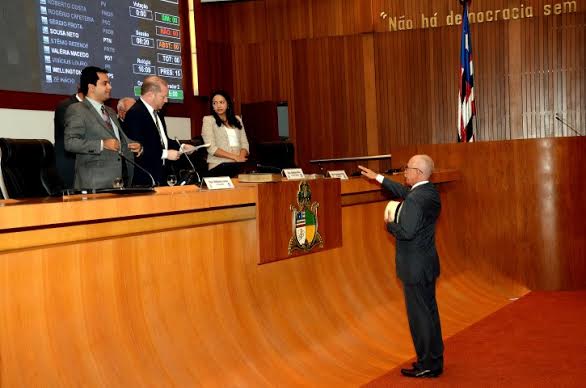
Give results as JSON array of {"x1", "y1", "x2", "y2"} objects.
[
  {"x1": 255, "y1": 141, "x2": 296, "y2": 172},
  {"x1": 0, "y1": 138, "x2": 64, "y2": 199}
]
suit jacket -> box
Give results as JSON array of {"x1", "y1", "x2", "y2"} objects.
[
  {"x1": 201, "y1": 115, "x2": 249, "y2": 169},
  {"x1": 54, "y1": 94, "x2": 78, "y2": 189},
  {"x1": 382, "y1": 178, "x2": 441, "y2": 284},
  {"x1": 64, "y1": 99, "x2": 134, "y2": 189},
  {"x1": 122, "y1": 99, "x2": 178, "y2": 186}
]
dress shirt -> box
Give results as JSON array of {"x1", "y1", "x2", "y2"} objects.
[
  {"x1": 85, "y1": 97, "x2": 120, "y2": 151},
  {"x1": 140, "y1": 97, "x2": 169, "y2": 160}
]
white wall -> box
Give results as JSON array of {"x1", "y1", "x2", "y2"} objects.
[{"x1": 0, "y1": 108, "x2": 192, "y2": 142}]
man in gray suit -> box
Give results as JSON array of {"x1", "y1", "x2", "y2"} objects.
[
  {"x1": 65, "y1": 66, "x2": 142, "y2": 189},
  {"x1": 359, "y1": 155, "x2": 443, "y2": 378}
]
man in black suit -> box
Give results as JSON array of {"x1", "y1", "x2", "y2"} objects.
[
  {"x1": 123, "y1": 76, "x2": 195, "y2": 186},
  {"x1": 359, "y1": 155, "x2": 443, "y2": 378},
  {"x1": 54, "y1": 89, "x2": 83, "y2": 188}
]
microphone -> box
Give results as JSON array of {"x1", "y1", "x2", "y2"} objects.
[
  {"x1": 118, "y1": 151, "x2": 157, "y2": 187},
  {"x1": 255, "y1": 163, "x2": 282, "y2": 174},
  {"x1": 555, "y1": 113, "x2": 583, "y2": 136},
  {"x1": 175, "y1": 137, "x2": 201, "y2": 185}
]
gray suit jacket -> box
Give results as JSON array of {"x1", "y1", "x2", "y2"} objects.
[
  {"x1": 64, "y1": 99, "x2": 134, "y2": 189},
  {"x1": 382, "y1": 178, "x2": 441, "y2": 284},
  {"x1": 201, "y1": 115, "x2": 249, "y2": 169}
]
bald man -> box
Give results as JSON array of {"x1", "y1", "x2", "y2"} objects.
[
  {"x1": 359, "y1": 155, "x2": 443, "y2": 378},
  {"x1": 116, "y1": 97, "x2": 136, "y2": 122},
  {"x1": 122, "y1": 76, "x2": 194, "y2": 186}
]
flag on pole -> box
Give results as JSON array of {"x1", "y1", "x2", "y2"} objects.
[{"x1": 458, "y1": 0, "x2": 476, "y2": 142}]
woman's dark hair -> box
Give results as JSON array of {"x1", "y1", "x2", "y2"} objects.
[{"x1": 209, "y1": 90, "x2": 242, "y2": 130}]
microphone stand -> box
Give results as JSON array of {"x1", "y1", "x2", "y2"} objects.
[
  {"x1": 118, "y1": 151, "x2": 157, "y2": 187},
  {"x1": 555, "y1": 114, "x2": 584, "y2": 136},
  {"x1": 255, "y1": 163, "x2": 282, "y2": 174},
  {"x1": 175, "y1": 138, "x2": 201, "y2": 185}
]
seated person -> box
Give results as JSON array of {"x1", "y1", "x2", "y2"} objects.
[{"x1": 201, "y1": 91, "x2": 249, "y2": 174}]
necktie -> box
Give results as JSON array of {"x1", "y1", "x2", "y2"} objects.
[
  {"x1": 100, "y1": 105, "x2": 113, "y2": 129},
  {"x1": 102, "y1": 105, "x2": 126, "y2": 182},
  {"x1": 102, "y1": 105, "x2": 120, "y2": 140},
  {"x1": 153, "y1": 111, "x2": 165, "y2": 148}
]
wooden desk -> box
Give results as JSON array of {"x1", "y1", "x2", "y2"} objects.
[
  {"x1": 0, "y1": 170, "x2": 493, "y2": 388},
  {"x1": 256, "y1": 178, "x2": 342, "y2": 264}
]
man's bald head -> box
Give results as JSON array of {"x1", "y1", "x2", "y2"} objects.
[
  {"x1": 140, "y1": 76, "x2": 169, "y2": 111},
  {"x1": 410, "y1": 154, "x2": 434, "y2": 179}
]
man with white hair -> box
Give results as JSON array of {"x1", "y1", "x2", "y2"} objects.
[
  {"x1": 359, "y1": 154, "x2": 443, "y2": 378},
  {"x1": 116, "y1": 97, "x2": 136, "y2": 122}
]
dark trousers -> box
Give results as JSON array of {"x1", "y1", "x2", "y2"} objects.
[{"x1": 403, "y1": 279, "x2": 444, "y2": 371}]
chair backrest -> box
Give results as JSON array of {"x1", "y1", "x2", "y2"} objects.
[
  {"x1": 0, "y1": 138, "x2": 64, "y2": 199},
  {"x1": 255, "y1": 141, "x2": 296, "y2": 171}
]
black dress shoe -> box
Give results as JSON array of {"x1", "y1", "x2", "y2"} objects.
[{"x1": 400, "y1": 367, "x2": 443, "y2": 378}]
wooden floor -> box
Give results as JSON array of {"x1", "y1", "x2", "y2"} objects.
[{"x1": 0, "y1": 199, "x2": 528, "y2": 387}]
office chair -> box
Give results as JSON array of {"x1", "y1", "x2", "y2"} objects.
[{"x1": 0, "y1": 138, "x2": 64, "y2": 199}]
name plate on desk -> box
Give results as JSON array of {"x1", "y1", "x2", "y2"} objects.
[
  {"x1": 327, "y1": 170, "x2": 348, "y2": 180},
  {"x1": 202, "y1": 177, "x2": 234, "y2": 190},
  {"x1": 282, "y1": 168, "x2": 305, "y2": 180}
]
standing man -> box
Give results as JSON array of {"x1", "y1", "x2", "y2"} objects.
[
  {"x1": 123, "y1": 76, "x2": 194, "y2": 186},
  {"x1": 116, "y1": 97, "x2": 136, "y2": 122},
  {"x1": 64, "y1": 66, "x2": 142, "y2": 189},
  {"x1": 54, "y1": 88, "x2": 83, "y2": 189},
  {"x1": 359, "y1": 155, "x2": 444, "y2": 378}
]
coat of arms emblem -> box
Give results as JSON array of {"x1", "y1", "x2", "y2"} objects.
[{"x1": 288, "y1": 181, "x2": 324, "y2": 255}]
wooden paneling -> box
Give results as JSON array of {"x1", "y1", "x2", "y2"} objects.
[
  {"x1": 0, "y1": 184, "x2": 257, "y2": 231},
  {"x1": 2, "y1": 1, "x2": 583, "y2": 148},
  {"x1": 198, "y1": 0, "x2": 585, "y2": 164},
  {"x1": 390, "y1": 136, "x2": 586, "y2": 290},
  {"x1": 3, "y1": 137, "x2": 584, "y2": 384},
  {"x1": 292, "y1": 35, "x2": 371, "y2": 170},
  {"x1": 256, "y1": 178, "x2": 342, "y2": 263},
  {"x1": 0, "y1": 184, "x2": 528, "y2": 386}
]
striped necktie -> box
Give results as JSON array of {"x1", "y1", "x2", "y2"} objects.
[{"x1": 100, "y1": 105, "x2": 113, "y2": 129}]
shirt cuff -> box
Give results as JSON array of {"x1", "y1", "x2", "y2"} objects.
[
  {"x1": 161, "y1": 149, "x2": 169, "y2": 160},
  {"x1": 100, "y1": 140, "x2": 103, "y2": 151},
  {"x1": 376, "y1": 174, "x2": 384, "y2": 184}
]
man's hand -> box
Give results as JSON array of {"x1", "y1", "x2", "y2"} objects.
[
  {"x1": 180, "y1": 144, "x2": 196, "y2": 155},
  {"x1": 103, "y1": 138, "x2": 120, "y2": 152},
  {"x1": 358, "y1": 165, "x2": 378, "y2": 180},
  {"x1": 128, "y1": 142, "x2": 142, "y2": 156},
  {"x1": 167, "y1": 149, "x2": 181, "y2": 161}
]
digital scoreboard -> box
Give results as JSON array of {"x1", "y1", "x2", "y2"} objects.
[{"x1": 0, "y1": 0, "x2": 184, "y2": 102}]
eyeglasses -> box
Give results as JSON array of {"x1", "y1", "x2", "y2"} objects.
[{"x1": 401, "y1": 165, "x2": 423, "y2": 174}]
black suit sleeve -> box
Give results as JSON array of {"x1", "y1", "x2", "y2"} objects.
[
  {"x1": 381, "y1": 177, "x2": 409, "y2": 198},
  {"x1": 387, "y1": 195, "x2": 422, "y2": 241}
]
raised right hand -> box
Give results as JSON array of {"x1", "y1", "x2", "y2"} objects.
[{"x1": 358, "y1": 165, "x2": 378, "y2": 180}]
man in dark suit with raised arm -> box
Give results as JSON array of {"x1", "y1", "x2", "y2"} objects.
[
  {"x1": 64, "y1": 66, "x2": 142, "y2": 189},
  {"x1": 122, "y1": 76, "x2": 195, "y2": 186},
  {"x1": 359, "y1": 155, "x2": 444, "y2": 379}
]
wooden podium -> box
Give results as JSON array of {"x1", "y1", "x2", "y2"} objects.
[{"x1": 256, "y1": 178, "x2": 342, "y2": 264}]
